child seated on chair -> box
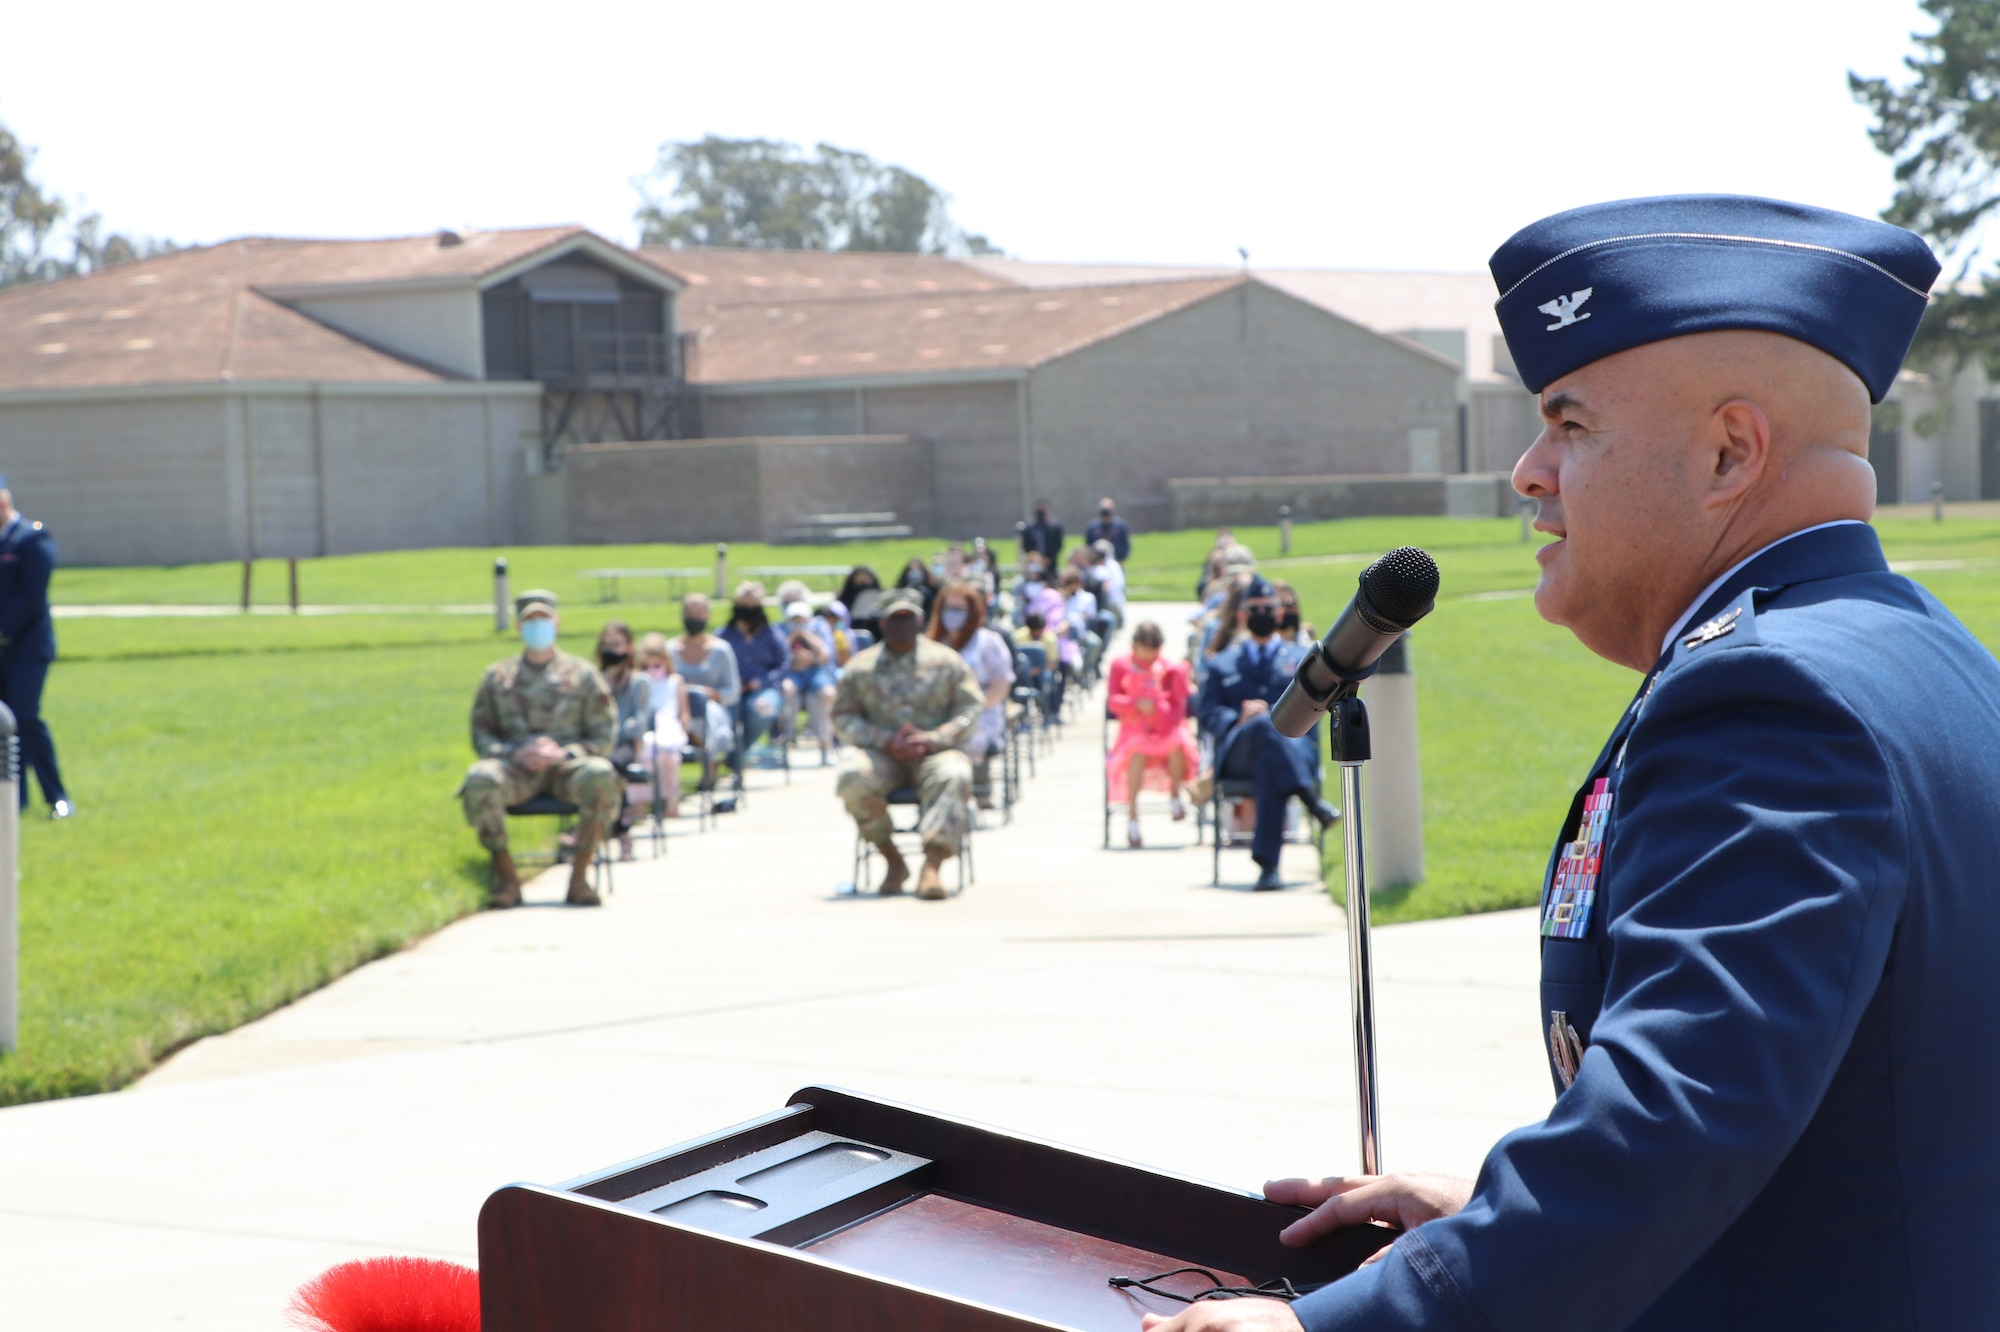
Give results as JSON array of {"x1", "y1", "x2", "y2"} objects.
[
  {"x1": 1106, "y1": 621, "x2": 1198, "y2": 848},
  {"x1": 635, "y1": 632, "x2": 691, "y2": 821}
]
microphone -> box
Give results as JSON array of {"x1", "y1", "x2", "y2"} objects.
[{"x1": 1270, "y1": 547, "x2": 1440, "y2": 738}]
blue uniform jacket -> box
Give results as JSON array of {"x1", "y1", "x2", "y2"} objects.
[
  {"x1": 1297, "y1": 523, "x2": 2000, "y2": 1330},
  {"x1": 1196, "y1": 638, "x2": 1307, "y2": 752},
  {"x1": 0, "y1": 519, "x2": 56, "y2": 662}
]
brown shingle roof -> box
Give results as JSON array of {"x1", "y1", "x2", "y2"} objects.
[
  {"x1": 642, "y1": 247, "x2": 1011, "y2": 324},
  {"x1": 0, "y1": 226, "x2": 616, "y2": 393},
  {"x1": 0, "y1": 244, "x2": 445, "y2": 392},
  {"x1": 687, "y1": 277, "x2": 1242, "y2": 385}
]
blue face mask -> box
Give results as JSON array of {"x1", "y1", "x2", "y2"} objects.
[
  {"x1": 520, "y1": 618, "x2": 557, "y2": 651},
  {"x1": 941, "y1": 607, "x2": 969, "y2": 632}
]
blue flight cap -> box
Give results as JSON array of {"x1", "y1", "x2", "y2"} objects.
[
  {"x1": 1243, "y1": 574, "x2": 1275, "y2": 600},
  {"x1": 1490, "y1": 195, "x2": 1939, "y2": 403}
]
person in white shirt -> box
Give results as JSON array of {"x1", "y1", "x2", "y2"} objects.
[
  {"x1": 1091, "y1": 538, "x2": 1127, "y2": 625},
  {"x1": 635, "y1": 632, "x2": 692, "y2": 818}
]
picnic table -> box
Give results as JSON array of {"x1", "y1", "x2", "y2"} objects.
[{"x1": 578, "y1": 568, "x2": 709, "y2": 602}]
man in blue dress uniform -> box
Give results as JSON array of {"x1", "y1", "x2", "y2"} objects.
[
  {"x1": 1145, "y1": 197, "x2": 2000, "y2": 1330},
  {"x1": 1197, "y1": 576, "x2": 1339, "y2": 891},
  {"x1": 0, "y1": 479, "x2": 67, "y2": 819}
]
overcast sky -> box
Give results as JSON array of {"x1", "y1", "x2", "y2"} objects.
[{"x1": 2, "y1": 0, "x2": 1934, "y2": 275}]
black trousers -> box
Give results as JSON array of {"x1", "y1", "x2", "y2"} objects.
[{"x1": 0, "y1": 650, "x2": 63, "y2": 807}]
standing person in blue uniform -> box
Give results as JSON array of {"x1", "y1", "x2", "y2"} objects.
[
  {"x1": 0, "y1": 479, "x2": 68, "y2": 819},
  {"x1": 1143, "y1": 198, "x2": 2000, "y2": 1332},
  {"x1": 1196, "y1": 575, "x2": 1338, "y2": 891}
]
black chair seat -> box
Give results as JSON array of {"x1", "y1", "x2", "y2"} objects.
[
  {"x1": 507, "y1": 794, "x2": 579, "y2": 818},
  {"x1": 886, "y1": 786, "x2": 920, "y2": 804}
]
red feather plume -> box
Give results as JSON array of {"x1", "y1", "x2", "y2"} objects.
[{"x1": 286, "y1": 1257, "x2": 481, "y2": 1332}]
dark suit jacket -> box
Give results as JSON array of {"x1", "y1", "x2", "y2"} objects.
[
  {"x1": 1196, "y1": 637, "x2": 1308, "y2": 763},
  {"x1": 1298, "y1": 523, "x2": 2000, "y2": 1330},
  {"x1": 1018, "y1": 519, "x2": 1063, "y2": 563},
  {"x1": 0, "y1": 518, "x2": 56, "y2": 661}
]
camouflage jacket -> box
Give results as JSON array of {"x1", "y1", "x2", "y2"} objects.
[
  {"x1": 831, "y1": 637, "x2": 983, "y2": 752},
  {"x1": 470, "y1": 650, "x2": 616, "y2": 760}
]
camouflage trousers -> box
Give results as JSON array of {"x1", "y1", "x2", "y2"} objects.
[
  {"x1": 460, "y1": 755, "x2": 621, "y2": 853},
  {"x1": 835, "y1": 746, "x2": 973, "y2": 857}
]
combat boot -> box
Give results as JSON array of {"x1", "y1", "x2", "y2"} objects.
[
  {"x1": 489, "y1": 851, "x2": 522, "y2": 909},
  {"x1": 567, "y1": 825, "x2": 603, "y2": 907}
]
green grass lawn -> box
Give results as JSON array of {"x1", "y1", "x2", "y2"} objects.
[{"x1": 5, "y1": 516, "x2": 1997, "y2": 1104}]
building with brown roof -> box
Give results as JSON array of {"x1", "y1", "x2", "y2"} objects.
[
  {"x1": 3, "y1": 229, "x2": 1520, "y2": 562},
  {"x1": 645, "y1": 246, "x2": 1469, "y2": 538},
  {"x1": 0, "y1": 227, "x2": 686, "y2": 563}
]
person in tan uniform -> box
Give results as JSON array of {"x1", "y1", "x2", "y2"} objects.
[
  {"x1": 461, "y1": 590, "x2": 619, "y2": 908},
  {"x1": 832, "y1": 587, "x2": 982, "y2": 899}
]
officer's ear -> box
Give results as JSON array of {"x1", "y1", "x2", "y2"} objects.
[{"x1": 1708, "y1": 398, "x2": 1771, "y2": 502}]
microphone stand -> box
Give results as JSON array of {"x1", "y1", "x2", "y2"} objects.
[{"x1": 1328, "y1": 687, "x2": 1382, "y2": 1175}]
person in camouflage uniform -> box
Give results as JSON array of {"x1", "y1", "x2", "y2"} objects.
[
  {"x1": 833, "y1": 587, "x2": 984, "y2": 900},
  {"x1": 460, "y1": 589, "x2": 619, "y2": 908}
]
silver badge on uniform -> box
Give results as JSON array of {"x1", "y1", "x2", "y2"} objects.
[
  {"x1": 1548, "y1": 1010, "x2": 1585, "y2": 1089},
  {"x1": 1681, "y1": 605, "x2": 1742, "y2": 649}
]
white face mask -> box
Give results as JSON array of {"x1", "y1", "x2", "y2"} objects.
[{"x1": 941, "y1": 607, "x2": 970, "y2": 632}]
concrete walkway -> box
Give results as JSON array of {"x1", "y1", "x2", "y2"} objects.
[{"x1": 0, "y1": 604, "x2": 1553, "y2": 1330}]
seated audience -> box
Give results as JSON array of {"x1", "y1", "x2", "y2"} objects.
[
  {"x1": 837, "y1": 566, "x2": 885, "y2": 641},
  {"x1": 783, "y1": 599, "x2": 839, "y2": 764},
  {"x1": 1059, "y1": 568, "x2": 1104, "y2": 679},
  {"x1": 1011, "y1": 610, "x2": 1066, "y2": 717},
  {"x1": 634, "y1": 632, "x2": 691, "y2": 820},
  {"x1": 929, "y1": 581, "x2": 1013, "y2": 808},
  {"x1": 670, "y1": 592, "x2": 740, "y2": 764},
  {"x1": 1196, "y1": 576, "x2": 1339, "y2": 891},
  {"x1": 813, "y1": 600, "x2": 853, "y2": 667},
  {"x1": 896, "y1": 557, "x2": 939, "y2": 619},
  {"x1": 832, "y1": 588, "x2": 983, "y2": 900},
  {"x1": 721, "y1": 587, "x2": 792, "y2": 761},
  {"x1": 1083, "y1": 495, "x2": 1132, "y2": 563},
  {"x1": 1273, "y1": 577, "x2": 1314, "y2": 642},
  {"x1": 596, "y1": 620, "x2": 652, "y2": 860},
  {"x1": 1107, "y1": 621, "x2": 1198, "y2": 847},
  {"x1": 1192, "y1": 569, "x2": 1254, "y2": 687},
  {"x1": 1090, "y1": 538, "x2": 1128, "y2": 623},
  {"x1": 459, "y1": 589, "x2": 617, "y2": 908},
  {"x1": 965, "y1": 537, "x2": 999, "y2": 603}
]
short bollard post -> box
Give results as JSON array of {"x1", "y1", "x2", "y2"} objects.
[
  {"x1": 715, "y1": 542, "x2": 729, "y2": 597},
  {"x1": 0, "y1": 703, "x2": 18, "y2": 1053},
  {"x1": 1932, "y1": 480, "x2": 1945, "y2": 522},
  {"x1": 493, "y1": 557, "x2": 510, "y2": 633},
  {"x1": 1279, "y1": 504, "x2": 1292, "y2": 555},
  {"x1": 1518, "y1": 494, "x2": 1535, "y2": 542},
  {"x1": 288, "y1": 557, "x2": 300, "y2": 614},
  {"x1": 240, "y1": 557, "x2": 253, "y2": 611}
]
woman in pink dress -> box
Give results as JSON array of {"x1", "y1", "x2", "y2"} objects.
[{"x1": 1105, "y1": 621, "x2": 1200, "y2": 848}]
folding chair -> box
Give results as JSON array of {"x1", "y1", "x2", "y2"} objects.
[
  {"x1": 504, "y1": 793, "x2": 614, "y2": 896},
  {"x1": 1201, "y1": 732, "x2": 1326, "y2": 887},
  {"x1": 1102, "y1": 707, "x2": 1202, "y2": 850},
  {"x1": 851, "y1": 786, "x2": 974, "y2": 896}
]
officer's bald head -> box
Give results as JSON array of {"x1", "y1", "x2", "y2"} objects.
[{"x1": 1513, "y1": 330, "x2": 1877, "y2": 671}]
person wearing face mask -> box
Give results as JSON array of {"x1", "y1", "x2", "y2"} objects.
[
  {"x1": 1195, "y1": 575, "x2": 1339, "y2": 891},
  {"x1": 928, "y1": 582, "x2": 1012, "y2": 808},
  {"x1": 1082, "y1": 495, "x2": 1131, "y2": 563},
  {"x1": 595, "y1": 620, "x2": 653, "y2": 859},
  {"x1": 459, "y1": 590, "x2": 619, "y2": 907},
  {"x1": 1271, "y1": 578, "x2": 1313, "y2": 642},
  {"x1": 782, "y1": 600, "x2": 838, "y2": 764},
  {"x1": 670, "y1": 592, "x2": 741, "y2": 783},
  {"x1": 1018, "y1": 499, "x2": 1063, "y2": 565},
  {"x1": 836, "y1": 567, "x2": 884, "y2": 642},
  {"x1": 832, "y1": 588, "x2": 983, "y2": 899},
  {"x1": 720, "y1": 587, "x2": 793, "y2": 763}
]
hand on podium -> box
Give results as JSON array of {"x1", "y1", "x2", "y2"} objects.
[
  {"x1": 1267, "y1": 1172, "x2": 1473, "y2": 1255},
  {"x1": 1138, "y1": 1297, "x2": 1302, "y2": 1332}
]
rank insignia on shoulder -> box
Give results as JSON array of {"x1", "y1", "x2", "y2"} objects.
[
  {"x1": 1549, "y1": 1010, "x2": 1585, "y2": 1089},
  {"x1": 1682, "y1": 605, "x2": 1743, "y2": 649}
]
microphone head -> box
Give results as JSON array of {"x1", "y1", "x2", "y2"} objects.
[{"x1": 1356, "y1": 547, "x2": 1440, "y2": 632}]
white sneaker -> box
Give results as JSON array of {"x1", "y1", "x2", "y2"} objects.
[{"x1": 1127, "y1": 818, "x2": 1143, "y2": 849}]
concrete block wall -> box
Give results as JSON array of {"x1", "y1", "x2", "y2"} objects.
[
  {"x1": 1028, "y1": 283, "x2": 1462, "y2": 533},
  {"x1": 557, "y1": 436, "x2": 932, "y2": 544},
  {"x1": 1166, "y1": 474, "x2": 1448, "y2": 529}
]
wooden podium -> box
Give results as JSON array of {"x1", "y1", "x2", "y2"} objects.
[{"x1": 480, "y1": 1086, "x2": 1391, "y2": 1331}]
